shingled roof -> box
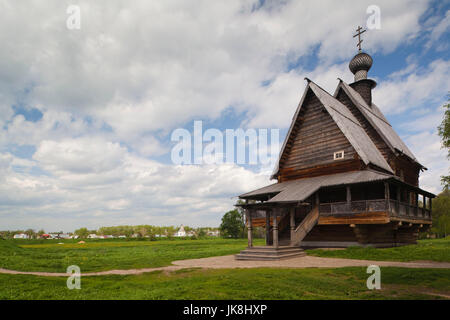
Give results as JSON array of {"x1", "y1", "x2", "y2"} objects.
[
  {"x1": 239, "y1": 169, "x2": 434, "y2": 201},
  {"x1": 271, "y1": 80, "x2": 393, "y2": 179},
  {"x1": 335, "y1": 80, "x2": 421, "y2": 166},
  {"x1": 241, "y1": 170, "x2": 392, "y2": 201}
]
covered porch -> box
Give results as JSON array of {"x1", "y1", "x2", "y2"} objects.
[{"x1": 236, "y1": 172, "x2": 434, "y2": 259}]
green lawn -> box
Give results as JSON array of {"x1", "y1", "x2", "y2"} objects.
[
  {"x1": 0, "y1": 238, "x2": 264, "y2": 273},
  {"x1": 1, "y1": 267, "x2": 449, "y2": 300},
  {"x1": 1, "y1": 238, "x2": 449, "y2": 300},
  {"x1": 2, "y1": 238, "x2": 449, "y2": 274},
  {"x1": 306, "y1": 238, "x2": 450, "y2": 262}
]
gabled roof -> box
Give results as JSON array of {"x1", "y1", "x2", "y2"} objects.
[
  {"x1": 335, "y1": 80, "x2": 422, "y2": 166},
  {"x1": 271, "y1": 80, "x2": 393, "y2": 179}
]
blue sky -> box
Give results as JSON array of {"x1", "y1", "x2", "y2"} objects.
[{"x1": 0, "y1": 0, "x2": 449, "y2": 232}]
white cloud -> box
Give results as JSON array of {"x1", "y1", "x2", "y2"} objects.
[
  {"x1": 33, "y1": 138, "x2": 127, "y2": 175},
  {"x1": 1, "y1": 137, "x2": 269, "y2": 230},
  {"x1": 0, "y1": 0, "x2": 432, "y2": 133},
  {"x1": 404, "y1": 130, "x2": 448, "y2": 194},
  {"x1": 426, "y1": 9, "x2": 450, "y2": 49},
  {"x1": 373, "y1": 59, "x2": 450, "y2": 114}
]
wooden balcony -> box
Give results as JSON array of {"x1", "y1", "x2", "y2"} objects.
[
  {"x1": 319, "y1": 199, "x2": 431, "y2": 221},
  {"x1": 389, "y1": 199, "x2": 432, "y2": 220}
]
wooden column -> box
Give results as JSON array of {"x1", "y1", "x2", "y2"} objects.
[
  {"x1": 396, "y1": 185, "x2": 401, "y2": 215},
  {"x1": 423, "y1": 196, "x2": 426, "y2": 217},
  {"x1": 384, "y1": 182, "x2": 390, "y2": 212},
  {"x1": 415, "y1": 193, "x2": 419, "y2": 216},
  {"x1": 265, "y1": 210, "x2": 270, "y2": 246},
  {"x1": 406, "y1": 190, "x2": 410, "y2": 216},
  {"x1": 273, "y1": 209, "x2": 279, "y2": 248},
  {"x1": 290, "y1": 207, "x2": 295, "y2": 246},
  {"x1": 429, "y1": 198, "x2": 432, "y2": 218},
  {"x1": 346, "y1": 186, "x2": 351, "y2": 212},
  {"x1": 247, "y1": 210, "x2": 253, "y2": 248}
]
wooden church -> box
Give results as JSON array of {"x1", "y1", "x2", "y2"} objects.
[{"x1": 236, "y1": 28, "x2": 434, "y2": 260}]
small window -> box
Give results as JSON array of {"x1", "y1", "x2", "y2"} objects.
[{"x1": 334, "y1": 150, "x2": 344, "y2": 160}]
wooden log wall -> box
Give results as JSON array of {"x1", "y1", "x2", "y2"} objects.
[
  {"x1": 303, "y1": 225, "x2": 357, "y2": 242},
  {"x1": 278, "y1": 89, "x2": 360, "y2": 182},
  {"x1": 353, "y1": 223, "x2": 420, "y2": 245}
]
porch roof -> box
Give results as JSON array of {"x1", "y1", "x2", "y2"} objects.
[{"x1": 238, "y1": 170, "x2": 434, "y2": 204}]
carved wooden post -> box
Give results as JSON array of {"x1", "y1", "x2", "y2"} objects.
[
  {"x1": 290, "y1": 207, "x2": 295, "y2": 246},
  {"x1": 247, "y1": 209, "x2": 253, "y2": 248},
  {"x1": 265, "y1": 210, "x2": 270, "y2": 246},
  {"x1": 396, "y1": 185, "x2": 401, "y2": 215},
  {"x1": 273, "y1": 208, "x2": 279, "y2": 248}
]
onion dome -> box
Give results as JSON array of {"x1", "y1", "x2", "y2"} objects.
[{"x1": 349, "y1": 52, "x2": 373, "y2": 81}]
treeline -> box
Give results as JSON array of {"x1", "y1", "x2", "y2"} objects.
[
  {"x1": 77, "y1": 225, "x2": 219, "y2": 238},
  {"x1": 0, "y1": 229, "x2": 46, "y2": 239},
  {"x1": 0, "y1": 225, "x2": 220, "y2": 240},
  {"x1": 97, "y1": 225, "x2": 178, "y2": 238}
]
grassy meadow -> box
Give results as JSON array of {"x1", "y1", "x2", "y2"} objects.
[
  {"x1": 1, "y1": 237, "x2": 449, "y2": 300},
  {"x1": 307, "y1": 238, "x2": 450, "y2": 262},
  {"x1": 0, "y1": 238, "x2": 264, "y2": 273},
  {"x1": 1, "y1": 267, "x2": 449, "y2": 300}
]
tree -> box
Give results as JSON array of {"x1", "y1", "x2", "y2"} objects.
[
  {"x1": 431, "y1": 189, "x2": 450, "y2": 238},
  {"x1": 197, "y1": 228, "x2": 207, "y2": 238},
  {"x1": 235, "y1": 199, "x2": 249, "y2": 236},
  {"x1": 220, "y1": 209, "x2": 245, "y2": 238},
  {"x1": 74, "y1": 227, "x2": 89, "y2": 238},
  {"x1": 437, "y1": 215, "x2": 450, "y2": 238},
  {"x1": 24, "y1": 229, "x2": 35, "y2": 239},
  {"x1": 437, "y1": 96, "x2": 450, "y2": 189}
]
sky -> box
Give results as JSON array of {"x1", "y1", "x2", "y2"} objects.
[{"x1": 0, "y1": 0, "x2": 449, "y2": 232}]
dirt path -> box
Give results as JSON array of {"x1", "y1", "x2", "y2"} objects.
[{"x1": 1, "y1": 255, "x2": 449, "y2": 277}]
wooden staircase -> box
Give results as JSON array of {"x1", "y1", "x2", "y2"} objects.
[
  {"x1": 235, "y1": 205, "x2": 319, "y2": 260},
  {"x1": 235, "y1": 246, "x2": 306, "y2": 260},
  {"x1": 291, "y1": 205, "x2": 319, "y2": 246}
]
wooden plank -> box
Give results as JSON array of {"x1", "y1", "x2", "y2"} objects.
[{"x1": 318, "y1": 211, "x2": 390, "y2": 225}]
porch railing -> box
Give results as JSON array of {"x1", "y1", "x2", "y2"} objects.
[
  {"x1": 319, "y1": 199, "x2": 431, "y2": 220},
  {"x1": 389, "y1": 200, "x2": 431, "y2": 220},
  {"x1": 319, "y1": 199, "x2": 387, "y2": 215}
]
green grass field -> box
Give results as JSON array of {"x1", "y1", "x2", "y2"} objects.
[
  {"x1": 2, "y1": 238, "x2": 448, "y2": 274},
  {"x1": 1, "y1": 267, "x2": 449, "y2": 300},
  {"x1": 306, "y1": 238, "x2": 450, "y2": 262},
  {"x1": 1, "y1": 238, "x2": 449, "y2": 300},
  {"x1": 0, "y1": 238, "x2": 264, "y2": 273}
]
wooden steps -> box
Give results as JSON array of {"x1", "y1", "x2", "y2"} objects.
[
  {"x1": 235, "y1": 246, "x2": 306, "y2": 261},
  {"x1": 291, "y1": 205, "x2": 319, "y2": 246}
]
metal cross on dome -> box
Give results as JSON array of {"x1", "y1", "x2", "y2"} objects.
[{"x1": 353, "y1": 26, "x2": 367, "y2": 52}]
